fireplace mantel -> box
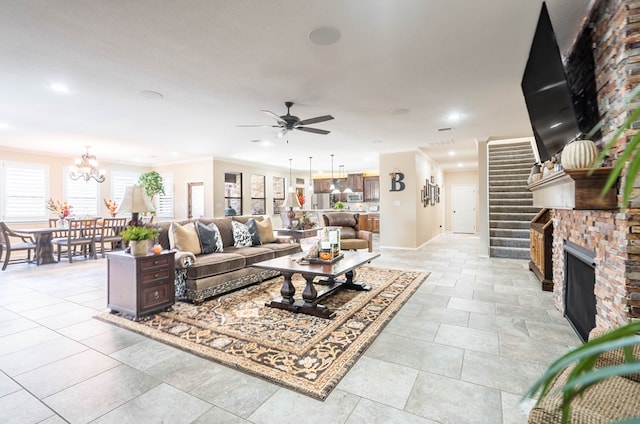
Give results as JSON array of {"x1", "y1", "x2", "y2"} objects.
[{"x1": 527, "y1": 167, "x2": 617, "y2": 210}]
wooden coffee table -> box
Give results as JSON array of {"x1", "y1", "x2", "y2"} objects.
[{"x1": 254, "y1": 251, "x2": 380, "y2": 319}]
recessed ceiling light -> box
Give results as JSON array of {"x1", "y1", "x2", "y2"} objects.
[
  {"x1": 308, "y1": 26, "x2": 341, "y2": 45},
  {"x1": 458, "y1": 163, "x2": 463, "y2": 167},
  {"x1": 49, "y1": 83, "x2": 70, "y2": 94},
  {"x1": 140, "y1": 90, "x2": 164, "y2": 100},
  {"x1": 372, "y1": 140, "x2": 383, "y2": 144},
  {"x1": 448, "y1": 151, "x2": 455, "y2": 156},
  {"x1": 448, "y1": 112, "x2": 462, "y2": 121},
  {"x1": 391, "y1": 108, "x2": 410, "y2": 115}
]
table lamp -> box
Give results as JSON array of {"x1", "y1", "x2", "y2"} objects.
[
  {"x1": 283, "y1": 189, "x2": 301, "y2": 229},
  {"x1": 116, "y1": 186, "x2": 155, "y2": 226}
]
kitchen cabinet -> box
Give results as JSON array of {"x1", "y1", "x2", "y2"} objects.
[
  {"x1": 347, "y1": 173, "x2": 364, "y2": 192},
  {"x1": 314, "y1": 178, "x2": 333, "y2": 193},
  {"x1": 358, "y1": 214, "x2": 370, "y2": 231},
  {"x1": 364, "y1": 176, "x2": 380, "y2": 202}
]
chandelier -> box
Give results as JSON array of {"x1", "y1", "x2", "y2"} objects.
[{"x1": 69, "y1": 146, "x2": 106, "y2": 183}]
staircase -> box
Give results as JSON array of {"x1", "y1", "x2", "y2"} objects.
[{"x1": 488, "y1": 142, "x2": 541, "y2": 259}]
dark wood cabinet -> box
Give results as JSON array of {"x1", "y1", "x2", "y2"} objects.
[
  {"x1": 529, "y1": 209, "x2": 553, "y2": 291},
  {"x1": 314, "y1": 178, "x2": 333, "y2": 193},
  {"x1": 347, "y1": 173, "x2": 364, "y2": 192},
  {"x1": 107, "y1": 250, "x2": 175, "y2": 320},
  {"x1": 364, "y1": 176, "x2": 380, "y2": 202}
]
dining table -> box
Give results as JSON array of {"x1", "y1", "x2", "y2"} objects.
[{"x1": 20, "y1": 227, "x2": 67, "y2": 265}]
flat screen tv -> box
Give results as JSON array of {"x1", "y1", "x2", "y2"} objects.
[{"x1": 521, "y1": 2, "x2": 598, "y2": 163}]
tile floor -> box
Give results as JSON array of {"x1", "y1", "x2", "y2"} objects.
[{"x1": 0, "y1": 233, "x2": 580, "y2": 423}]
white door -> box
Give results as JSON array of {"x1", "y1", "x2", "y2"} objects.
[{"x1": 452, "y1": 184, "x2": 476, "y2": 233}]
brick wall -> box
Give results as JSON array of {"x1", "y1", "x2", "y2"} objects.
[{"x1": 551, "y1": 0, "x2": 640, "y2": 328}]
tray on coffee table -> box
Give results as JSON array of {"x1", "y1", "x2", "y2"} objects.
[{"x1": 307, "y1": 253, "x2": 344, "y2": 264}]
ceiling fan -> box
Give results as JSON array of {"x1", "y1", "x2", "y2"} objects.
[{"x1": 239, "y1": 101, "x2": 334, "y2": 135}]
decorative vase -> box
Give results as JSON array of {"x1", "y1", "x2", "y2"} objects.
[
  {"x1": 561, "y1": 139, "x2": 599, "y2": 169},
  {"x1": 129, "y1": 240, "x2": 150, "y2": 256}
]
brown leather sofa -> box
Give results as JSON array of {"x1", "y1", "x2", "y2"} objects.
[{"x1": 322, "y1": 212, "x2": 373, "y2": 252}]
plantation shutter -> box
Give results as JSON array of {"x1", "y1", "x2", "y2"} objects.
[
  {"x1": 2, "y1": 162, "x2": 48, "y2": 222},
  {"x1": 156, "y1": 172, "x2": 174, "y2": 218},
  {"x1": 110, "y1": 171, "x2": 139, "y2": 206},
  {"x1": 64, "y1": 168, "x2": 99, "y2": 216}
]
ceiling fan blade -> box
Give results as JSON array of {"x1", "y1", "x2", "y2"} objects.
[
  {"x1": 261, "y1": 110, "x2": 287, "y2": 124},
  {"x1": 297, "y1": 115, "x2": 334, "y2": 126},
  {"x1": 297, "y1": 126, "x2": 330, "y2": 135},
  {"x1": 236, "y1": 124, "x2": 281, "y2": 128}
]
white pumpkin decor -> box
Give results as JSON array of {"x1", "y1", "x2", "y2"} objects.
[{"x1": 561, "y1": 139, "x2": 599, "y2": 169}]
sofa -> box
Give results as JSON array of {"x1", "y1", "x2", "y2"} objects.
[
  {"x1": 528, "y1": 327, "x2": 640, "y2": 423},
  {"x1": 322, "y1": 212, "x2": 373, "y2": 252},
  {"x1": 156, "y1": 215, "x2": 301, "y2": 304}
]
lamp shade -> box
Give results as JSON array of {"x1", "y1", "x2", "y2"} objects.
[
  {"x1": 116, "y1": 186, "x2": 155, "y2": 214},
  {"x1": 283, "y1": 190, "x2": 302, "y2": 208}
]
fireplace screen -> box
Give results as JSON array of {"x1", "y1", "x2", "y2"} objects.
[{"x1": 564, "y1": 241, "x2": 596, "y2": 342}]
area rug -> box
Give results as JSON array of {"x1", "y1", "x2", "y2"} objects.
[{"x1": 95, "y1": 266, "x2": 429, "y2": 400}]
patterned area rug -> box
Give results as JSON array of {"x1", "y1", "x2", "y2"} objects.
[{"x1": 96, "y1": 266, "x2": 429, "y2": 400}]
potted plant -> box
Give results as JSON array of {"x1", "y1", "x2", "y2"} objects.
[
  {"x1": 333, "y1": 201, "x2": 345, "y2": 210},
  {"x1": 121, "y1": 225, "x2": 159, "y2": 256}
]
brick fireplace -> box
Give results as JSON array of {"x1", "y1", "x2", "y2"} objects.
[{"x1": 541, "y1": 0, "x2": 640, "y2": 330}]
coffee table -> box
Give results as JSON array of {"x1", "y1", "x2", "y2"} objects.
[{"x1": 254, "y1": 251, "x2": 381, "y2": 319}]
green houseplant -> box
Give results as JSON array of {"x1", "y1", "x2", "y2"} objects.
[
  {"x1": 333, "y1": 201, "x2": 345, "y2": 210},
  {"x1": 525, "y1": 85, "x2": 640, "y2": 423},
  {"x1": 137, "y1": 171, "x2": 165, "y2": 200},
  {"x1": 121, "y1": 225, "x2": 159, "y2": 256}
]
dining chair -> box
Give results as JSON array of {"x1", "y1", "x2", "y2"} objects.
[
  {"x1": 0, "y1": 222, "x2": 37, "y2": 270},
  {"x1": 96, "y1": 217, "x2": 126, "y2": 257},
  {"x1": 52, "y1": 218, "x2": 99, "y2": 263}
]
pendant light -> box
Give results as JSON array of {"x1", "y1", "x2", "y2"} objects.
[
  {"x1": 341, "y1": 165, "x2": 353, "y2": 194},
  {"x1": 330, "y1": 154, "x2": 340, "y2": 194}
]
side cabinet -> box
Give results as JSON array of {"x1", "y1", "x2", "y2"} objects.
[
  {"x1": 107, "y1": 250, "x2": 176, "y2": 320},
  {"x1": 529, "y1": 208, "x2": 553, "y2": 291}
]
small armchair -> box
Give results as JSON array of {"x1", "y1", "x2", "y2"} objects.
[
  {"x1": 0, "y1": 222, "x2": 37, "y2": 270},
  {"x1": 322, "y1": 212, "x2": 373, "y2": 252}
]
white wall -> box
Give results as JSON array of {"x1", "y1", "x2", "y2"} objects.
[{"x1": 379, "y1": 150, "x2": 443, "y2": 249}]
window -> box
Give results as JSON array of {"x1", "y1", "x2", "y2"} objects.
[
  {"x1": 250, "y1": 174, "x2": 265, "y2": 215},
  {"x1": 1, "y1": 161, "x2": 48, "y2": 222},
  {"x1": 224, "y1": 172, "x2": 242, "y2": 215},
  {"x1": 110, "y1": 171, "x2": 139, "y2": 206},
  {"x1": 155, "y1": 172, "x2": 174, "y2": 219},
  {"x1": 273, "y1": 176, "x2": 285, "y2": 214},
  {"x1": 64, "y1": 167, "x2": 99, "y2": 216}
]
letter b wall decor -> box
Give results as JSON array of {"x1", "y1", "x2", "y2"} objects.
[{"x1": 390, "y1": 172, "x2": 405, "y2": 192}]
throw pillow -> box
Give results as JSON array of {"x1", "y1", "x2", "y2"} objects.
[
  {"x1": 169, "y1": 222, "x2": 202, "y2": 254},
  {"x1": 245, "y1": 218, "x2": 262, "y2": 246},
  {"x1": 196, "y1": 221, "x2": 223, "y2": 254},
  {"x1": 256, "y1": 217, "x2": 276, "y2": 243},
  {"x1": 232, "y1": 220, "x2": 253, "y2": 248}
]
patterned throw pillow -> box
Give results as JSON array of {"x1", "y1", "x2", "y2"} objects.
[
  {"x1": 245, "y1": 219, "x2": 262, "y2": 246},
  {"x1": 169, "y1": 222, "x2": 202, "y2": 255},
  {"x1": 196, "y1": 221, "x2": 223, "y2": 254},
  {"x1": 232, "y1": 220, "x2": 253, "y2": 248},
  {"x1": 256, "y1": 217, "x2": 276, "y2": 243}
]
